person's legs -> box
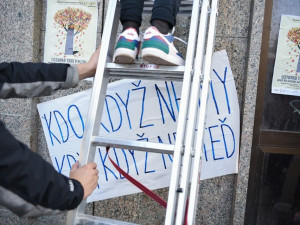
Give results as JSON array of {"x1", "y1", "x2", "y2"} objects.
[
  {"x1": 120, "y1": 0, "x2": 182, "y2": 33},
  {"x1": 120, "y1": 0, "x2": 144, "y2": 33},
  {"x1": 141, "y1": 0, "x2": 184, "y2": 66},
  {"x1": 151, "y1": 0, "x2": 182, "y2": 33},
  {"x1": 113, "y1": 0, "x2": 144, "y2": 64},
  {"x1": 114, "y1": 0, "x2": 185, "y2": 65}
]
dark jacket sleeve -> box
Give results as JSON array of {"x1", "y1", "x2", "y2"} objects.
[
  {"x1": 0, "y1": 121, "x2": 84, "y2": 217},
  {"x1": 0, "y1": 62, "x2": 79, "y2": 98}
]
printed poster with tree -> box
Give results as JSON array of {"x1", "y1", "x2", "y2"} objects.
[
  {"x1": 272, "y1": 15, "x2": 300, "y2": 96},
  {"x1": 44, "y1": 0, "x2": 98, "y2": 64}
]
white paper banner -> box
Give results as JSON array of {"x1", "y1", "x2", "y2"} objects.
[
  {"x1": 44, "y1": 0, "x2": 98, "y2": 64},
  {"x1": 37, "y1": 50, "x2": 240, "y2": 202}
]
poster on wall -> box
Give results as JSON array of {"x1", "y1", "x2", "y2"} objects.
[
  {"x1": 37, "y1": 50, "x2": 240, "y2": 203},
  {"x1": 272, "y1": 15, "x2": 300, "y2": 96},
  {"x1": 44, "y1": 0, "x2": 98, "y2": 64}
]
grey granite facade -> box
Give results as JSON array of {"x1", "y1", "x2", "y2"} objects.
[
  {"x1": 232, "y1": 0, "x2": 266, "y2": 224},
  {"x1": 0, "y1": 0, "x2": 266, "y2": 224}
]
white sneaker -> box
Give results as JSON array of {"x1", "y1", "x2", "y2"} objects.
[
  {"x1": 141, "y1": 26, "x2": 185, "y2": 66},
  {"x1": 113, "y1": 28, "x2": 141, "y2": 64}
]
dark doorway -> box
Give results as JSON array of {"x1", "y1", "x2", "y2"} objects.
[{"x1": 245, "y1": 0, "x2": 300, "y2": 224}]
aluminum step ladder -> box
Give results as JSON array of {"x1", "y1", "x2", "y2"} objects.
[{"x1": 66, "y1": 0, "x2": 218, "y2": 224}]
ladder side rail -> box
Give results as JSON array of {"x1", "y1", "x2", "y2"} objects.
[
  {"x1": 187, "y1": 0, "x2": 218, "y2": 224},
  {"x1": 174, "y1": 0, "x2": 210, "y2": 224},
  {"x1": 76, "y1": 0, "x2": 120, "y2": 165},
  {"x1": 66, "y1": 0, "x2": 120, "y2": 224},
  {"x1": 164, "y1": 0, "x2": 202, "y2": 224}
]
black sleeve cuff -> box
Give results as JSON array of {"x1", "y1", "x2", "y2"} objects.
[{"x1": 67, "y1": 178, "x2": 84, "y2": 209}]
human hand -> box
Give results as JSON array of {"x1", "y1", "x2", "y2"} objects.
[
  {"x1": 77, "y1": 46, "x2": 101, "y2": 80},
  {"x1": 69, "y1": 161, "x2": 99, "y2": 199}
]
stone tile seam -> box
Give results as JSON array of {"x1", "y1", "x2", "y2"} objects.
[
  {"x1": 0, "y1": 113, "x2": 31, "y2": 119},
  {"x1": 216, "y1": 35, "x2": 248, "y2": 39}
]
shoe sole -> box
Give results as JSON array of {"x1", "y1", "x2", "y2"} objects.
[
  {"x1": 113, "y1": 48, "x2": 136, "y2": 64},
  {"x1": 142, "y1": 48, "x2": 184, "y2": 66}
]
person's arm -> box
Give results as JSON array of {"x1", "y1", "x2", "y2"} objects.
[
  {"x1": 69, "y1": 161, "x2": 99, "y2": 199},
  {"x1": 76, "y1": 47, "x2": 100, "y2": 80},
  {"x1": 0, "y1": 121, "x2": 98, "y2": 217},
  {"x1": 0, "y1": 47, "x2": 100, "y2": 99}
]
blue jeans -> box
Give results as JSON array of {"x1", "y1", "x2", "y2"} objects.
[{"x1": 120, "y1": 0, "x2": 182, "y2": 29}]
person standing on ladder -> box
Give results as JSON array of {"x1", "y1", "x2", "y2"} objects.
[{"x1": 113, "y1": 0, "x2": 185, "y2": 66}]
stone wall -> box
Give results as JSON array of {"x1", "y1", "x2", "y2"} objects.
[{"x1": 0, "y1": 0, "x2": 265, "y2": 224}]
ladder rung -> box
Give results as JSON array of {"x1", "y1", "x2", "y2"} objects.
[
  {"x1": 106, "y1": 63, "x2": 185, "y2": 81},
  {"x1": 143, "y1": 0, "x2": 194, "y2": 14},
  {"x1": 76, "y1": 213, "x2": 139, "y2": 225},
  {"x1": 91, "y1": 137, "x2": 175, "y2": 154}
]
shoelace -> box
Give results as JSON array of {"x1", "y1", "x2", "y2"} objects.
[
  {"x1": 171, "y1": 27, "x2": 188, "y2": 45},
  {"x1": 140, "y1": 29, "x2": 188, "y2": 46}
]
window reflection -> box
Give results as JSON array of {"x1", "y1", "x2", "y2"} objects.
[{"x1": 257, "y1": 153, "x2": 300, "y2": 225}]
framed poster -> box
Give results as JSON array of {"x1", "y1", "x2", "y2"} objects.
[
  {"x1": 44, "y1": 0, "x2": 98, "y2": 64},
  {"x1": 272, "y1": 15, "x2": 300, "y2": 96}
]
